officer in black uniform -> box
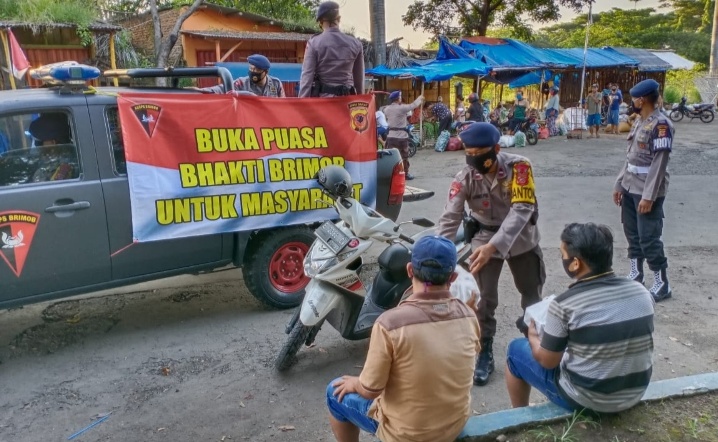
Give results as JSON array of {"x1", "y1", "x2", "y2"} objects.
[{"x1": 614, "y1": 79, "x2": 673, "y2": 302}]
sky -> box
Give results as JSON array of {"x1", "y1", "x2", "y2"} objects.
[{"x1": 337, "y1": 0, "x2": 664, "y2": 49}]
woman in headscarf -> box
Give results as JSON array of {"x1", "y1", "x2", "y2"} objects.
[
  {"x1": 544, "y1": 86, "x2": 561, "y2": 136},
  {"x1": 465, "y1": 93, "x2": 485, "y2": 122}
]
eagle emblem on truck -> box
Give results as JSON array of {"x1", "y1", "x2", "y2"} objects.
[{"x1": 0, "y1": 211, "x2": 40, "y2": 277}]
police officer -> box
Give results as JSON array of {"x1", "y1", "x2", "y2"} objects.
[
  {"x1": 298, "y1": 1, "x2": 364, "y2": 97},
  {"x1": 437, "y1": 122, "x2": 544, "y2": 386},
  {"x1": 202, "y1": 54, "x2": 285, "y2": 97},
  {"x1": 383, "y1": 90, "x2": 424, "y2": 180},
  {"x1": 28, "y1": 113, "x2": 76, "y2": 182},
  {"x1": 613, "y1": 79, "x2": 673, "y2": 302}
]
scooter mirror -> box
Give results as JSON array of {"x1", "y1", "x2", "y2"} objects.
[{"x1": 412, "y1": 217, "x2": 435, "y2": 228}]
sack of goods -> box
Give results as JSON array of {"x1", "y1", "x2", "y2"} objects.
[
  {"x1": 450, "y1": 265, "x2": 481, "y2": 308},
  {"x1": 434, "y1": 130, "x2": 451, "y2": 152},
  {"x1": 514, "y1": 130, "x2": 527, "y2": 148},
  {"x1": 619, "y1": 102, "x2": 629, "y2": 115},
  {"x1": 446, "y1": 136, "x2": 463, "y2": 151},
  {"x1": 499, "y1": 134, "x2": 515, "y2": 148}
]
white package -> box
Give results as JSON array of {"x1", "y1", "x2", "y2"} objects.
[
  {"x1": 450, "y1": 265, "x2": 481, "y2": 309},
  {"x1": 498, "y1": 135, "x2": 515, "y2": 148},
  {"x1": 523, "y1": 295, "x2": 556, "y2": 338}
]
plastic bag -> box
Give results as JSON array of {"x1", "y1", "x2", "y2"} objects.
[
  {"x1": 446, "y1": 136, "x2": 463, "y2": 151},
  {"x1": 498, "y1": 134, "x2": 515, "y2": 148},
  {"x1": 523, "y1": 295, "x2": 556, "y2": 339},
  {"x1": 434, "y1": 130, "x2": 451, "y2": 152},
  {"x1": 450, "y1": 265, "x2": 480, "y2": 309},
  {"x1": 514, "y1": 131, "x2": 526, "y2": 148}
]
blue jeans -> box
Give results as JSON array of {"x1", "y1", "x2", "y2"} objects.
[
  {"x1": 506, "y1": 338, "x2": 577, "y2": 411},
  {"x1": 608, "y1": 109, "x2": 619, "y2": 126},
  {"x1": 326, "y1": 379, "x2": 379, "y2": 434},
  {"x1": 586, "y1": 113, "x2": 601, "y2": 127}
]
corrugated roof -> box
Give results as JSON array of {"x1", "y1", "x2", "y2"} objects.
[
  {"x1": 0, "y1": 20, "x2": 121, "y2": 32},
  {"x1": 540, "y1": 48, "x2": 638, "y2": 68},
  {"x1": 181, "y1": 30, "x2": 312, "y2": 42},
  {"x1": 650, "y1": 50, "x2": 695, "y2": 70},
  {"x1": 607, "y1": 47, "x2": 671, "y2": 72}
]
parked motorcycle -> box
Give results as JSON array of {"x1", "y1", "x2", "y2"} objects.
[
  {"x1": 275, "y1": 165, "x2": 468, "y2": 371},
  {"x1": 377, "y1": 125, "x2": 419, "y2": 158},
  {"x1": 517, "y1": 117, "x2": 539, "y2": 145},
  {"x1": 670, "y1": 97, "x2": 715, "y2": 123}
]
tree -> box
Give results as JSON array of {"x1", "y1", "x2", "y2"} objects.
[
  {"x1": 711, "y1": 0, "x2": 718, "y2": 74},
  {"x1": 149, "y1": 0, "x2": 203, "y2": 73},
  {"x1": 401, "y1": 0, "x2": 590, "y2": 41},
  {"x1": 369, "y1": 0, "x2": 386, "y2": 67}
]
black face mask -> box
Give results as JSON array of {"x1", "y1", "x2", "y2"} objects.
[
  {"x1": 466, "y1": 148, "x2": 497, "y2": 174},
  {"x1": 562, "y1": 257, "x2": 579, "y2": 279},
  {"x1": 632, "y1": 99, "x2": 643, "y2": 112},
  {"x1": 249, "y1": 71, "x2": 265, "y2": 84}
]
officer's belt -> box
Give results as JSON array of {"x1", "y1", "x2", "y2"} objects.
[
  {"x1": 627, "y1": 164, "x2": 650, "y2": 175},
  {"x1": 318, "y1": 83, "x2": 356, "y2": 96},
  {"x1": 472, "y1": 216, "x2": 501, "y2": 233}
]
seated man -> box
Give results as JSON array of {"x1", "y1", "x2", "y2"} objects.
[
  {"x1": 505, "y1": 222, "x2": 655, "y2": 413},
  {"x1": 326, "y1": 235, "x2": 481, "y2": 442},
  {"x1": 28, "y1": 113, "x2": 76, "y2": 182}
]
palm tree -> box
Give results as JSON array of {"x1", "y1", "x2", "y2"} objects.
[
  {"x1": 369, "y1": 0, "x2": 386, "y2": 67},
  {"x1": 710, "y1": 0, "x2": 718, "y2": 75}
]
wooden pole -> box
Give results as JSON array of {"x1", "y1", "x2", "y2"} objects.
[
  {"x1": 109, "y1": 32, "x2": 118, "y2": 87},
  {"x1": 419, "y1": 81, "x2": 424, "y2": 146},
  {"x1": 0, "y1": 30, "x2": 17, "y2": 90}
]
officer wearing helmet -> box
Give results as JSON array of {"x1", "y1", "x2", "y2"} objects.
[
  {"x1": 202, "y1": 54, "x2": 285, "y2": 97},
  {"x1": 466, "y1": 93, "x2": 485, "y2": 122},
  {"x1": 298, "y1": 1, "x2": 364, "y2": 97},
  {"x1": 613, "y1": 79, "x2": 674, "y2": 302},
  {"x1": 28, "y1": 113, "x2": 77, "y2": 182},
  {"x1": 437, "y1": 122, "x2": 544, "y2": 387}
]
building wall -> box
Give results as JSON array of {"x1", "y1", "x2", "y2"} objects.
[{"x1": 120, "y1": 8, "x2": 183, "y2": 64}]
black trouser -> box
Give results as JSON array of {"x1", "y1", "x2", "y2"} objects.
[
  {"x1": 621, "y1": 191, "x2": 667, "y2": 271},
  {"x1": 438, "y1": 115, "x2": 453, "y2": 133},
  {"x1": 386, "y1": 137, "x2": 409, "y2": 174},
  {"x1": 509, "y1": 117, "x2": 525, "y2": 133},
  {"x1": 475, "y1": 246, "x2": 545, "y2": 339}
]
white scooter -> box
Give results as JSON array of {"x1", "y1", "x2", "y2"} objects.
[{"x1": 275, "y1": 166, "x2": 468, "y2": 371}]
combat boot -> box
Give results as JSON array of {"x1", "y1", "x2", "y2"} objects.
[
  {"x1": 650, "y1": 268, "x2": 672, "y2": 302},
  {"x1": 627, "y1": 258, "x2": 645, "y2": 284},
  {"x1": 473, "y1": 338, "x2": 494, "y2": 386}
]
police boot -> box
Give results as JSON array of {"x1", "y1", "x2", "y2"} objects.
[
  {"x1": 650, "y1": 268, "x2": 672, "y2": 302},
  {"x1": 473, "y1": 338, "x2": 495, "y2": 386},
  {"x1": 627, "y1": 258, "x2": 645, "y2": 284}
]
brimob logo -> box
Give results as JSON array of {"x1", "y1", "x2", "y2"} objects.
[{"x1": 132, "y1": 103, "x2": 162, "y2": 138}]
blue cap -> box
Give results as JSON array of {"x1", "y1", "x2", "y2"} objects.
[
  {"x1": 316, "y1": 1, "x2": 340, "y2": 20},
  {"x1": 630, "y1": 79, "x2": 660, "y2": 98},
  {"x1": 388, "y1": 90, "x2": 401, "y2": 102},
  {"x1": 458, "y1": 122, "x2": 500, "y2": 148},
  {"x1": 247, "y1": 54, "x2": 271, "y2": 71},
  {"x1": 411, "y1": 235, "x2": 457, "y2": 276}
]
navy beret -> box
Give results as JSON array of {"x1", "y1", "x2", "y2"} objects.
[
  {"x1": 458, "y1": 122, "x2": 500, "y2": 148},
  {"x1": 316, "y1": 1, "x2": 339, "y2": 21},
  {"x1": 388, "y1": 90, "x2": 401, "y2": 101},
  {"x1": 247, "y1": 54, "x2": 270, "y2": 71},
  {"x1": 630, "y1": 79, "x2": 660, "y2": 98}
]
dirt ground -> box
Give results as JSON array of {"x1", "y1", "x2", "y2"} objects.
[
  {"x1": 487, "y1": 391, "x2": 718, "y2": 442},
  {"x1": 0, "y1": 119, "x2": 716, "y2": 441}
]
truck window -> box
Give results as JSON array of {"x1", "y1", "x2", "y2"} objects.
[
  {"x1": 0, "y1": 111, "x2": 80, "y2": 187},
  {"x1": 105, "y1": 107, "x2": 126, "y2": 175}
]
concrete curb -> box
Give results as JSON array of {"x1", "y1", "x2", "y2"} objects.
[{"x1": 456, "y1": 372, "x2": 718, "y2": 440}]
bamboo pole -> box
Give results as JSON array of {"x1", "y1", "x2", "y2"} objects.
[
  {"x1": 0, "y1": 30, "x2": 17, "y2": 90},
  {"x1": 419, "y1": 81, "x2": 424, "y2": 146},
  {"x1": 109, "y1": 32, "x2": 118, "y2": 87}
]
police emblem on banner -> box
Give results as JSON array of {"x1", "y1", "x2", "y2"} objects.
[
  {"x1": 132, "y1": 103, "x2": 162, "y2": 138},
  {"x1": 0, "y1": 211, "x2": 40, "y2": 277},
  {"x1": 348, "y1": 102, "x2": 369, "y2": 133}
]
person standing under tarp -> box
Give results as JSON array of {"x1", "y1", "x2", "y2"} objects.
[
  {"x1": 465, "y1": 94, "x2": 485, "y2": 122},
  {"x1": 298, "y1": 1, "x2": 364, "y2": 97},
  {"x1": 544, "y1": 86, "x2": 560, "y2": 136}
]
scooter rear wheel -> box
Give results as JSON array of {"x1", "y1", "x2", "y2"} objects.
[{"x1": 275, "y1": 322, "x2": 313, "y2": 371}]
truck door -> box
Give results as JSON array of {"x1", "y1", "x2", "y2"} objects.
[
  {"x1": 0, "y1": 107, "x2": 111, "y2": 306},
  {"x1": 87, "y1": 102, "x2": 226, "y2": 280}
]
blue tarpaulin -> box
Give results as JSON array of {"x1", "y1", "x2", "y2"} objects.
[
  {"x1": 458, "y1": 39, "x2": 565, "y2": 70},
  {"x1": 508, "y1": 70, "x2": 553, "y2": 88},
  {"x1": 215, "y1": 62, "x2": 303, "y2": 82},
  {"x1": 537, "y1": 48, "x2": 638, "y2": 68}
]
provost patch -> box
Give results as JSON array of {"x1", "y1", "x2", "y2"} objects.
[
  {"x1": 511, "y1": 162, "x2": 536, "y2": 204},
  {"x1": 0, "y1": 211, "x2": 40, "y2": 277},
  {"x1": 132, "y1": 103, "x2": 162, "y2": 138}
]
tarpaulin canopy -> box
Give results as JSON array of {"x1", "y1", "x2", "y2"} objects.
[
  {"x1": 508, "y1": 70, "x2": 553, "y2": 88},
  {"x1": 367, "y1": 37, "x2": 490, "y2": 81},
  {"x1": 537, "y1": 48, "x2": 638, "y2": 68},
  {"x1": 605, "y1": 47, "x2": 671, "y2": 72},
  {"x1": 458, "y1": 39, "x2": 572, "y2": 71},
  {"x1": 215, "y1": 61, "x2": 302, "y2": 82}
]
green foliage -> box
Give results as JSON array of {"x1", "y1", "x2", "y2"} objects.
[
  {"x1": 212, "y1": 0, "x2": 320, "y2": 29},
  {"x1": 0, "y1": 0, "x2": 100, "y2": 46},
  {"x1": 664, "y1": 65, "x2": 707, "y2": 103},
  {"x1": 663, "y1": 85, "x2": 682, "y2": 103},
  {"x1": 536, "y1": 4, "x2": 714, "y2": 65}
]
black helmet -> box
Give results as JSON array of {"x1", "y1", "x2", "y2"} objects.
[{"x1": 315, "y1": 165, "x2": 353, "y2": 198}]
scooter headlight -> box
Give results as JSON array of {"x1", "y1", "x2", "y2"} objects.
[{"x1": 303, "y1": 248, "x2": 358, "y2": 277}]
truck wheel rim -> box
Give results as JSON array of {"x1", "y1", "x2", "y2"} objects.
[{"x1": 269, "y1": 242, "x2": 310, "y2": 293}]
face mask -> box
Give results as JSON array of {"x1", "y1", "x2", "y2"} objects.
[
  {"x1": 562, "y1": 257, "x2": 579, "y2": 279},
  {"x1": 633, "y1": 99, "x2": 643, "y2": 112},
  {"x1": 611, "y1": 88, "x2": 617, "y2": 93},
  {"x1": 249, "y1": 71, "x2": 265, "y2": 84},
  {"x1": 466, "y1": 148, "x2": 497, "y2": 174},
  {"x1": 516, "y1": 94, "x2": 523, "y2": 100}
]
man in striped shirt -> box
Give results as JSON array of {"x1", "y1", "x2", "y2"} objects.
[{"x1": 505, "y1": 223, "x2": 655, "y2": 412}]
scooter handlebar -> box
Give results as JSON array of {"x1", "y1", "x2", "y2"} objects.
[{"x1": 399, "y1": 233, "x2": 415, "y2": 244}]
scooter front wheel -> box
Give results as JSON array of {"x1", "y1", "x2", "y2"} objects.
[{"x1": 275, "y1": 322, "x2": 313, "y2": 371}]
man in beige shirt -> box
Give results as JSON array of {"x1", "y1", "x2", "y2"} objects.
[
  {"x1": 326, "y1": 236, "x2": 481, "y2": 442},
  {"x1": 382, "y1": 90, "x2": 424, "y2": 179}
]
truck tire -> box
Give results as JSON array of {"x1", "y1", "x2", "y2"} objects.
[
  {"x1": 244, "y1": 226, "x2": 315, "y2": 309},
  {"x1": 275, "y1": 322, "x2": 313, "y2": 371}
]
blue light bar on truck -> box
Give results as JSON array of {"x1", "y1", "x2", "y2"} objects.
[{"x1": 50, "y1": 64, "x2": 100, "y2": 82}]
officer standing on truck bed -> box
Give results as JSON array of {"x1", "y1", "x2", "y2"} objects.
[
  {"x1": 201, "y1": 54, "x2": 285, "y2": 97},
  {"x1": 298, "y1": 1, "x2": 364, "y2": 97},
  {"x1": 437, "y1": 122, "x2": 544, "y2": 387}
]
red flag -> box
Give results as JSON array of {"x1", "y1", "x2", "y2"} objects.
[{"x1": 7, "y1": 29, "x2": 30, "y2": 80}]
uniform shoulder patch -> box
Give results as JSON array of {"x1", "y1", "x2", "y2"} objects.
[
  {"x1": 651, "y1": 121, "x2": 673, "y2": 153},
  {"x1": 449, "y1": 180, "x2": 463, "y2": 200},
  {"x1": 511, "y1": 162, "x2": 536, "y2": 205}
]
